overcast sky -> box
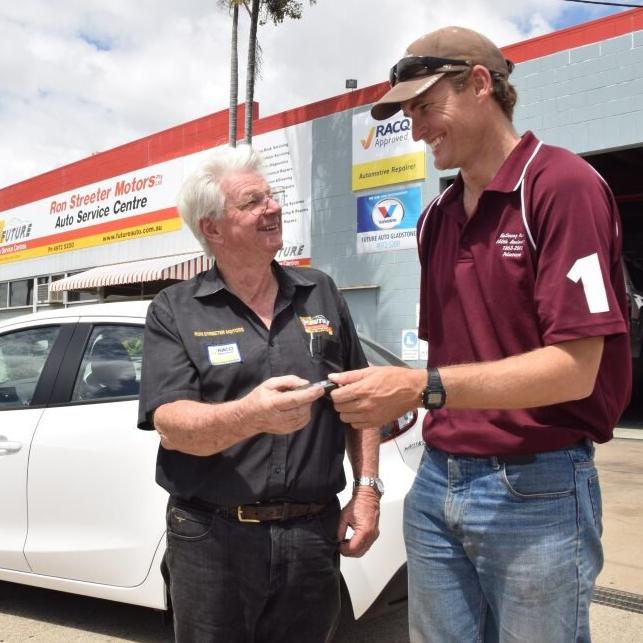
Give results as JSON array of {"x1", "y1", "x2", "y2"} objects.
[{"x1": 0, "y1": 0, "x2": 630, "y2": 189}]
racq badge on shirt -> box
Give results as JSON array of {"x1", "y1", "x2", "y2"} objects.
[{"x1": 207, "y1": 342, "x2": 242, "y2": 366}]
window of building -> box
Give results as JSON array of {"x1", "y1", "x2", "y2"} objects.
[{"x1": 9, "y1": 279, "x2": 33, "y2": 307}]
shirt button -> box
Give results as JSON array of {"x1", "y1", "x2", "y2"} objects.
[{"x1": 274, "y1": 467, "x2": 281, "y2": 474}]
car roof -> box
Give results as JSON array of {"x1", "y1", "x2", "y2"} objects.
[{"x1": 0, "y1": 300, "x2": 151, "y2": 329}]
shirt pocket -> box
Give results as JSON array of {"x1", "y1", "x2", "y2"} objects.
[{"x1": 309, "y1": 332, "x2": 344, "y2": 372}]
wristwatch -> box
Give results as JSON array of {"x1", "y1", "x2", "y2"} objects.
[
  {"x1": 420, "y1": 367, "x2": 447, "y2": 410},
  {"x1": 353, "y1": 476, "x2": 385, "y2": 497}
]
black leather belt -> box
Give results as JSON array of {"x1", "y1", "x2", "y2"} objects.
[
  {"x1": 230, "y1": 502, "x2": 329, "y2": 523},
  {"x1": 495, "y1": 453, "x2": 536, "y2": 464},
  {"x1": 493, "y1": 440, "x2": 586, "y2": 465},
  {"x1": 175, "y1": 497, "x2": 329, "y2": 523}
]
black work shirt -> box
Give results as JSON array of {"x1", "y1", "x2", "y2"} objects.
[{"x1": 137, "y1": 262, "x2": 367, "y2": 506}]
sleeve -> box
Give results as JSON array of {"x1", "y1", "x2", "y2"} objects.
[
  {"x1": 528, "y1": 153, "x2": 628, "y2": 345},
  {"x1": 137, "y1": 294, "x2": 203, "y2": 430}
]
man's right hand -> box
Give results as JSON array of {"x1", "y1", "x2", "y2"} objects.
[
  {"x1": 245, "y1": 375, "x2": 326, "y2": 435},
  {"x1": 329, "y1": 366, "x2": 426, "y2": 429}
]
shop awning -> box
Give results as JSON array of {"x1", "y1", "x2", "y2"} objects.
[{"x1": 50, "y1": 252, "x2": 214, "y2": 291}]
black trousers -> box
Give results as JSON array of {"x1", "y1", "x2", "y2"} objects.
[{"x1": 163, "y1": 497, "x2": 341, "y2": 643}]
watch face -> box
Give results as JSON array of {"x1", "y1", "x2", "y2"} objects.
[{"x1": 427, "y1": 392, "x2": 443, "y2": 405}]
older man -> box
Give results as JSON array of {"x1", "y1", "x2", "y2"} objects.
[
  {"x1": 138, "y1": 145, "x2": 380, "y2": 643},
  {"x1": 330, "y1": 26, "x2": 631, "y2": 643}
]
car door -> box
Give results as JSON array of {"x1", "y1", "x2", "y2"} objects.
[
  {"x1": 0, "y1": 323, "x2": 70, "y2": 572},
  {"x1": 24, "y1": 321, "x2": 168, "y2": 587}
]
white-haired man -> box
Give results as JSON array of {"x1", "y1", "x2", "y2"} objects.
[{"x1": 138, "y1": 145, "x2": 380, "y2": 642}]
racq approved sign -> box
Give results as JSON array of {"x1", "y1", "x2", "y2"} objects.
[{"x1": 351, "y1": 110, "x2": 425, "y2": 191}]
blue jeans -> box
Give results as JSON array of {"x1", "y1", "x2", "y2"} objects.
[
  {"x1": 404, "y1": 441, "x2": 603, "y2": 643},
  {"x1": 163, "y1": 497, "x2": 341, "y2": 643}
]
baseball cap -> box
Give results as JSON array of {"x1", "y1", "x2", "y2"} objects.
[{"x1": 371, "y1": 26, "x2": 514, "y2": 121}]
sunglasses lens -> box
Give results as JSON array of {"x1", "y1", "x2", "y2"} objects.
[
  {"x1": 389, "y1": 57, "x2": 471, "y2": 87},
  {"x1": 396, "y1": 60, "x2": 432, "y2": 83}
]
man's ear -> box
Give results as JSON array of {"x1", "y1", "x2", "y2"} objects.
[
  {"x1": 199, "y1": 217, "x2": 223, "y2": 246},
  {"x1": 471, "y1": 65, "x2": 493, "y2": 98}
]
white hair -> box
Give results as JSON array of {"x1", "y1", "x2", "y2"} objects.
[{"x1": 176, "y1": 144, "x2": 265, "y2": 256}]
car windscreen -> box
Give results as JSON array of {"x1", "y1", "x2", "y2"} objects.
[{"x1": 358, "y1": 335, "x2": 408, "y2": 367}]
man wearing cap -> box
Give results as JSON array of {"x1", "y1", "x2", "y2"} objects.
[
  {"x1": 330, "y1": 26, "x2": 630, "y2": 642},
  {"x1": 138, "y1": 145, "x2": 381, "y2": 642}
]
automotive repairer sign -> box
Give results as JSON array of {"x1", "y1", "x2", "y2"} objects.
[
  {"x1": 351, "y1": 111, "x2": 425, "y2": 191},
  {"x1": 0, "y1": 161, "x2": 184, "y2": 264},
  {"x1": 356, "y1": 185, "x2": 422, "y2": 254}
]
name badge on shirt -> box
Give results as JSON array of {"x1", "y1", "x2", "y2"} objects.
[{"x1": 207, "y1": 342, "x2": 242, "y2": 366}]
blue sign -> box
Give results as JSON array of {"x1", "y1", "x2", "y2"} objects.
[{"x1": 356, "y1": 185, "x2": 422, "y2": 254}]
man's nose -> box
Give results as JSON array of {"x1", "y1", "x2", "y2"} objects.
[{"x1": 411, "y1": 118, "x2": 425, "y2": 142}]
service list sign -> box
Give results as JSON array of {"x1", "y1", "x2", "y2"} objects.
[{"x1": 356, "y1": 186, "x2": 422, "y2": 254}]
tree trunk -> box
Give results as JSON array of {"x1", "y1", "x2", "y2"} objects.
[
  {"x1": 228, "y1": 2, "x2": 239, "y2": 146},
  {"x1": 244, "y1": 0, "x2": 260, "y2": 143}
]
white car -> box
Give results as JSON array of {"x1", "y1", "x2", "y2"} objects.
[{"x1": 0, "y1": 301, "x2": 425, "y2": 621}]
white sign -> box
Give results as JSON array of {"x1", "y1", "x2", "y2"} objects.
[
  {"x1": 401, "y1": 329, "x2": 419, "y2": 361},
  {"x1": 254, "y1": 124, "x2": 312, "y2": 266}
]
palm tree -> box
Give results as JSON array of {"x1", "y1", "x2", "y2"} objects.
[
  {"x1": 220, "y1": 0, "x2": 317, "y2": 145},
  {"x1": 244, "y1": 0, "x2": 317, "y2": 143},
  {"x1": 229, "y1": 1, "x2": 240, "y2": 146},
  {"x1": 219, "y1": 0, "x2": 245, "y2": 146},
  {"x1": 244, "y1": 0, "x2": 261, "y2": 143}
]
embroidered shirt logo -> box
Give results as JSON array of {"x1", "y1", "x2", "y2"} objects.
[
  {"x1": 299, "y1": 315, "x2": 334, "y2": 336},
  {"x1": 496, "y1": 232, "x2": 526, "y2": 259},
  {"x1": 194, "y1": 327, "x2": 244, "y2": 337}
]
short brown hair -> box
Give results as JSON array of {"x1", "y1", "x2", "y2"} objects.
[{"x1": 447, "y1": 68, "x2": 518, "y2": 121}]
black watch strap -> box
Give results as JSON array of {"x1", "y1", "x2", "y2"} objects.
[{"x1": 420, "y1": 367, "x2": 447, "y2": 410}]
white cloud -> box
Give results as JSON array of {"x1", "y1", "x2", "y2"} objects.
[{"x1": 0, "y1": 0, "x2": 626, "y2": 188}]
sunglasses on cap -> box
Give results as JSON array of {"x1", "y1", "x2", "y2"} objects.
[
  {"x1": 389, "y1": 56, "x2": 472, "y2": 87},
  {"x1": 389, "y1": 56, "x2": 515, "y2": 87}
]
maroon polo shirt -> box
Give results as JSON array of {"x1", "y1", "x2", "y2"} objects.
[{"x1": 418, "y1": 131, "x2": 631, "y2": 455}]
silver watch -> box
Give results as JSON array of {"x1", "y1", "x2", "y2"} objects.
[{"x1": 353, "y1": 476, "x2": 384, "y2": 497}]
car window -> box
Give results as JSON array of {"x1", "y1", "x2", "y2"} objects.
[
  {"x1": 71, "y1": 325, "x2": 143, "y2": 401},
  {"x1": 0, "y1": 326, "x2": 60, "y2": 409}
]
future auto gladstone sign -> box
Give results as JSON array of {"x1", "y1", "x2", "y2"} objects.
[{"x1": 356, "y1": 186, "x2": 422, "y2": 254}]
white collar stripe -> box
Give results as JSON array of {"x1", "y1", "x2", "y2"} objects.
[
  {"x1": 419, "y1": 188, "x2": 450, "y2": 247},
  {"x1": 512, "y1": 140, "x2": 544, "y2": 192},
  {"x1": 520, "y1": 181, "x2": 537, "y2": 251}
]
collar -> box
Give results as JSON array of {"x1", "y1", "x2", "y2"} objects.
[
  {"x1": 437, "y1": 131, "x2": 542, "y2": 207},
  {"x1": 193, "y1": 260, "x2": 315, "y2": 299},
  {"x1": 484, "y1": 130, "x2": 542, "y2": 193}
]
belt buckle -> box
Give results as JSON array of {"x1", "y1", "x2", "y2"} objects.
[{"x1": 237, "y1": 505, "x2": 260, "y2": 523}]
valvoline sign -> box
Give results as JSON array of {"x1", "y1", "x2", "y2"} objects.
[{"x1": 356, "y1": 186, "x2": 422, "y2": 254}]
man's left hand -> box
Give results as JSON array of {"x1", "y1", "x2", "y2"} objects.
[{"x1": 337, "y1": 488, "x2": 380, "y2": 558}]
